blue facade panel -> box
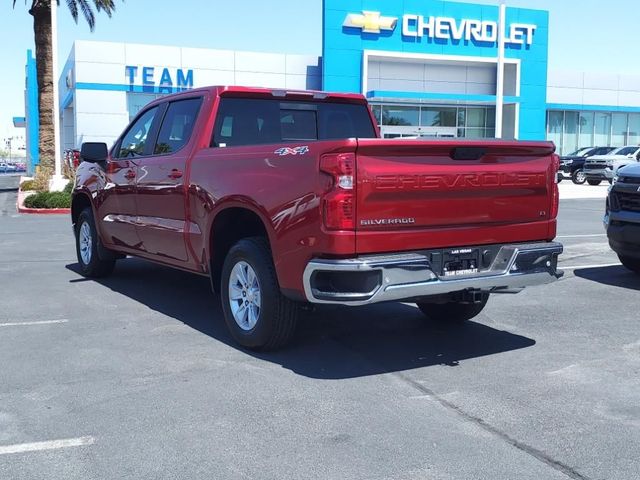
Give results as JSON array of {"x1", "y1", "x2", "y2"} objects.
[
  {"x1": 25, "y1": 50, "x2": 39, "y2": 172},
  {"x1": 322, "y1": 0, "x2": 549, "y2": 140}
]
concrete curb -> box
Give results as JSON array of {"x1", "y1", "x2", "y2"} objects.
[{"x1": 16, "y1": 179, "x2": 71, "y2": 215}]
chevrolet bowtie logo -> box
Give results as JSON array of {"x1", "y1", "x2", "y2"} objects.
[{"x1": 343, "y1": 11, "x2": 398, "y2": 34}]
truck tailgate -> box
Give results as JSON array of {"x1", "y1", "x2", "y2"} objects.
[{"x1": 355, "y1": 139, "x2": 557, "y2": 253}]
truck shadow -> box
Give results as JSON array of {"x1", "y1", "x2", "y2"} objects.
[
  {"x1": 573, "y1": 265, "x2": 640, "y2": 291},
  {"x1": 67, "y1": 258, "x2": 536, "y2": 380}
]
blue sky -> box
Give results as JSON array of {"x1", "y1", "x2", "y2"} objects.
[{"x1": 1, "y1": 0, "x2": 638, "y2": 138}]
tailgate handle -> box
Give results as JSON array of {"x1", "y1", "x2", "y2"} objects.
[{"x1": 450, "y1": 147, "x2": 487, "y2": 161}]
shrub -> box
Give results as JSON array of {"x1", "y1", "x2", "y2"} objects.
[
  {"x1": 63, "y1": 181, "x2": 73, "y2": 194},
  {"x1": 44, "y1": 192, "x2": 72, "y2": 209},
  {"x1": 24, "y1": 191, "x2": 71, "y2": 209},
  {"x1": 20, "y1": 180, "x2": 37, "y2": 191}
]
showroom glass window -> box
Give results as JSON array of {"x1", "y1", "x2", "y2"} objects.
[
  {"x1": 370, "y1": 103, "x2": 496, "y2": 139},
  {"x1": 563, "y1": 111, "x2": 579, "y2": 155},
  {"x1": 381, "y1": 105, "x2": 419, "y2": 126},
  {"x1": 547, "y1": 111, "x2": 563, "y2": 152},
  {"x1": 594, "y1": 112, "x2": 612, "y2": 146},
  {"x1": 628, "y1": 114, "x2": 640, "y2": 145},
  {"x1": 421, "y1": 107, "x2": 456, "y2": 127},
  {"x1": 578, "y1": 112, "x2": 594, "y2": 149},
  {"x1": 154, "y1": 98, "x2": 203, "y2": 155},
  {"x1": 611, "y1": 113, "x2": 628, "y2": 146}
]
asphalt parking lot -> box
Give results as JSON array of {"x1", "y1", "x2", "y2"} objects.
[{"x1": 0, "y1": 177, "x2": 638, "y2": 480}]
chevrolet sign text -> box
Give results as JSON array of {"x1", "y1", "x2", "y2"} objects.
[{"x1": 402, "y1": 15, "x2": 536, "y2": 46}]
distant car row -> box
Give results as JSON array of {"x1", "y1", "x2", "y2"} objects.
[
  {"x1": 558, "y1": 145, "x2": 640, "y2": 185},
  {"x1": 0, "y1": 162, "x2": 26, "y2": 173}
]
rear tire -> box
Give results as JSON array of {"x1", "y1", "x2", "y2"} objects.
[
  {"x1": 619, "y1": 255, "x2": 640, "y2": 275},
  {"x1": 416, "y1": 293, "x2": 490, "y2": 323},
  {"x1": 587, "y1": 179, "x2": 602, "y2": 186},
  {"x1": 75, "y1": 207, "x2": 116, "y2": 278},
  {"x1": 571, "y1": 169, "x2": 586, "y2": 185},
  {"x1": 220, "y1": 237, "x2": 298, "y2": 350}
]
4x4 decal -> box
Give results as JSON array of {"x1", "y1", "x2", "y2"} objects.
[{"x1": 274, "y1": 146, "x2": 309, "y2": 156}]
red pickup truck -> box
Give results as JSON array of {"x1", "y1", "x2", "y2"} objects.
[{"x1": 71, "y1": 86, "x2": 563, "y2": 350}]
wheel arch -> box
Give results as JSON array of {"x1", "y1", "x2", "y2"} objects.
[
  {"x1": 208, "y1": 203, "x2": 276, "y2": 293},
  {"x1": 71, "y1": 191, "x2": 94, "y2": 226}
]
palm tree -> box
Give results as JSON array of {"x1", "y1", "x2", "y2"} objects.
[{"x1": 13, "y1": 0, "x2": 118, "y2": 173}]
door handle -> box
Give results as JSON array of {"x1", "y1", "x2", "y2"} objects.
[
  {"x1": 124, "y1": 169, "x2": 136, "y2": 180},
  {"x1": 168, "y1": 169, "x2": 183, "y2": 179}
]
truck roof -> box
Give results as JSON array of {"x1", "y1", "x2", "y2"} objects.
[{"x1": 146, "y1": 85, "x2": 369, "y2": 105}]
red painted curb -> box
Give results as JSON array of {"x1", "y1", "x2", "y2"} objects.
[
  {"x1": 17, "y1": 206, "x2": 71, "y2": 215},
  {"x1": 16, "y1": 186, "x2": 71, "y2": 215}
]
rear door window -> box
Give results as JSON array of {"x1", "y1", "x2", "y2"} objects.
[
  {"x1": 154, "y1": 97, "x2": 203, "y2": 155},
  {"x1": 211, "y1": 98, "x2": 376, "y2": 147},
  {"x1": 617, "y1": 147, "x2": 637, "y2": 156}
]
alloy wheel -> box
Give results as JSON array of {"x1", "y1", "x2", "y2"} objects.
[{"x1": 228, "y1": 261, "x2": 261, "y2": 331}]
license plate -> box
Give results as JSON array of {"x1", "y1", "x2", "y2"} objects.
[
  {"x1": 443, "y1": 268, "x2": 479, "y2": 277},
  {"x1": 442, "y1": 248, "x2": 480, "y2": 277}
]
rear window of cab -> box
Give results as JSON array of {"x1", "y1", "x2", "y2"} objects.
[{"x1": 211, "y1": 97, "x2": 376, "y2": 148}]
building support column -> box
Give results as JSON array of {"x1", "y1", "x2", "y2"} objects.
[{"x1": 49, "y1": 0, "x2": 66, "y2": 191}]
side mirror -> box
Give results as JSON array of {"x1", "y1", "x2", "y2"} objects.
[{"x1": 80, "y1": 142, "x2": 108, "y2": 163}]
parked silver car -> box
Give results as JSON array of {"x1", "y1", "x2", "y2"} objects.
[{"x1": 583, "y1": 146, "x2": 640, "y2": 185}]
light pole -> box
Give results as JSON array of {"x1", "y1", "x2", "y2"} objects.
[
  {"x1": 495, "y1": 1, "x2": 506, "y2": 139},
  {"x1": 49, "y1": 0, "x2": 66, "y2": 191}
]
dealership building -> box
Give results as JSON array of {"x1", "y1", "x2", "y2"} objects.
[{"x1": 21, "y1": 0, "x2": 640, "y2": 171}]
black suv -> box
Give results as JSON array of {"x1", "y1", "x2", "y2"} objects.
[
  {"x1": 605, "y1": 163, "x2": 640, "y2": 274},
  {"x1": 559, "y1": 146, "x2": 615, "y2": 184}
]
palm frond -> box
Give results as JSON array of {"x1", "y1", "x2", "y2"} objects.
[
  {"x1": 77, "y1": 0, "x2": 96, "y2": 30},
  {"x1": 63, "y1": 0, "x2": 119, "y2": 31},
  {"x1": 65, "y1": 0, "x2": 79, "y2": 22}
]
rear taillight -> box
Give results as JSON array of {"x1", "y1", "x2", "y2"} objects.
[
  {"x1": 551, "y1": 154, "x2": 560, "y2": 218},
  {"x1": 320, "y1": 152, "x2": 355, "y2": 230},
  {"x1": 552, "y1": 154, "x2": 560, "y2": 184}
]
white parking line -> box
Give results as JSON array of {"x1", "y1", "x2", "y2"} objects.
[
  {"x1": 559, "y1": 262, "x2": 621, "y2": 270},
  {"x1": 0, "y1": 436, "x2": 95, "y2": 455},
  {"x1": 0, "y1": 319, "x2": 68, "y2": 328},
  {"x1": 557, "y1": 234, "x2": 606, "y2": 238}
]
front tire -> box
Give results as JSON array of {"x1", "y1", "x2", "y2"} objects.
[
  {"x1": 619, "y1": 255, "x2": 640, "y2": 274},
  {"x1": 571, "y1": 169, "x2": 587, "y2": 185},
  {"x1": 416, "y1": 293, "x2": 489, "y2": 323},
  {"x1": 220, "y1": 237, "x2": 298, "y2": 350},
  {"x1": 75, "y1": 208, "x2": 116, "y2": 278},
  {"x1": 587, "y1": 179, "x2": 602, "y2": 186}
]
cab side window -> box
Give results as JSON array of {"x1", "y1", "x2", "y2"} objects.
[
  {"x1": 154, "y1": 97, "x2": 203, "y2": 155},
  {"x1": 117, "y1": 106, "x2": 159, "y2": 158}
]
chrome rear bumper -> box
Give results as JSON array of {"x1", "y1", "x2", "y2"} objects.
[{"x1": 302, "y1": 242, "x2": 563, "y2": 306}]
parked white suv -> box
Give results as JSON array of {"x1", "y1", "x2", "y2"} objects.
[{"x1": 583, "y1": 146, "x2": 640, "y2": 185}]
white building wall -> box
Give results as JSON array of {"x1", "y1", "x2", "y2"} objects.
[
  {"x1": 548, "y1": 69, "x2": 640, "y2": 108},
  {"x1": 61, "y1": 41, "x2": 321, "y2": 148},
  {"x1": 74, "y1": 90, "x2": 129, "y2": 147}
]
